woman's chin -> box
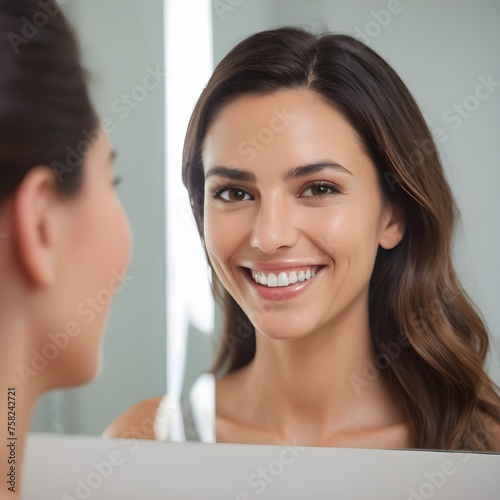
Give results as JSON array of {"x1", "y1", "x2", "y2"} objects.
[
  {"x1": 52, "y1": 356, "x2": 102, "y2": 390},
  {"x1": 257, "y1": 324, "x2": 311, "y2": 342}
]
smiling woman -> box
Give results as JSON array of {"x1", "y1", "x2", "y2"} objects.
[{"x1": 180, "y1": 27, "x2": 500, "y2": 451}]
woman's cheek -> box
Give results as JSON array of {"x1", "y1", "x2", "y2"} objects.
[
  {"x1": 307, "y1": 209, "x2": 348, "y2": 254},
  {"x1": 205, "y1": 211, "x2": 238, "y2": 252},
  {"x1": 203, "y1": 213, "x2": 219, "y2": 255}
]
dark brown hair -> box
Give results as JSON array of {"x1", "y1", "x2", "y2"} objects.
[
  {"x1": 182, "y1": 27, "x2": 500, "y2": 450},
  {"x1": 0, "y1": 0, "x2": 96, "y2": 201}
]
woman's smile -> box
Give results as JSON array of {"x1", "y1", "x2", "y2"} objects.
[
  {"x1": 241, "y1": 264, "x2": 326, "y2": 301},
  {"x1": 249, "y1": 265, "x2": 322, "y2": 287}
]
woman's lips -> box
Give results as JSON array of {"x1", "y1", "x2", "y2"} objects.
[
  {"x1": 241, "y1": 265, "x2": 324, "y2": 301},
  {"x1": 251, "y1": 265, "x2": 322, "y2": 287}
]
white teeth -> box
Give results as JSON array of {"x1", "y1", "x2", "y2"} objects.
[
  {"x1": 267, "y1": 273, "x2": 278, "y2": 287},
  {"x1": 251, "y1": 267, "x2": 320, "y2": 287},
  {"x1": 277, "y1": 272, "x2": 289, "y2": 286}
]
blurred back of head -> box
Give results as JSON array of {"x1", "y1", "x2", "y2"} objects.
[{"x1": 0, "y1": 0, "x2": 96, "y2": 201}]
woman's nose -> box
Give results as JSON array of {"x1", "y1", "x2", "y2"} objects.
[{"x1": 249, "y1": 196, "x2": 299, "y2": 254}]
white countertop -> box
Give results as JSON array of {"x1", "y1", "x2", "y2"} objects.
[{"x1": 24, "y1": 433, "x2": 500, "y2": 499}]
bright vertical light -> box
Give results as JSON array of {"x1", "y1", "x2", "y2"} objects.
[{"x1": 164, "y1": 0, "x2": 214, "y2": 441}]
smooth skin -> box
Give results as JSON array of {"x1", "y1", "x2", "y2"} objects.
[
  {"x1": 107, "y1": 89, "x2": 411, "y2": 449},
  {"x1": 0, "y1": 128, "x2": 132, "y2": 498}
]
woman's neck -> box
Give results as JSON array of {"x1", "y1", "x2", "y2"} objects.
[{"x1": 222, "y1": 301, "x2": 408, "y2": 447}]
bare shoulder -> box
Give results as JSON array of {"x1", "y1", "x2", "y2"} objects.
[{"x1": 103, "y1": 396, "x2": 164, "y2": 440}]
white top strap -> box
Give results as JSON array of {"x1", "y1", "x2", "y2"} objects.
[{"x1": 154, "y1": 372, "x2": 215, "y2": 443}]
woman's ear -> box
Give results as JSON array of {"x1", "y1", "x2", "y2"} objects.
[
  {"x1": 379, "y1": 201, "x2": 406, "y2": 250},
  {"x1": 12, "y1": 166, "x2": 63, "y2": 286}
]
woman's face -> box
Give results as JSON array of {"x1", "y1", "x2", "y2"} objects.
[
  {"x1": 202, "y1": 89, "x2": 403, "y2": 341},
  {"x1": 39, "y1": 127, "x2": 133, "y2": 388}
]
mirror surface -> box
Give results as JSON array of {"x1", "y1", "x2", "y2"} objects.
[{"x1": 33, "y1": 0, "x2": 499, "y2": 447}]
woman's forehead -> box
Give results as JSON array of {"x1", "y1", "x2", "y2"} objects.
[{"x1": 202, "y1": 89, "x2": 370, "y2": 179}]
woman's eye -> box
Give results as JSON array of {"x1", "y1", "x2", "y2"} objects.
[
  {"x1": 301, "y1": 183, "x2": 337, "y2": 197},
  {"x1": 217, "y1": 188, "x2": 252, "y2": 202}
]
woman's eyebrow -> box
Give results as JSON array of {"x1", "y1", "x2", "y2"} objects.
[
  {"x1": 283, "y1": 161, "x2": 353, "y2": 180},
  {"x1": 205, "y1": 166, "x2": 256, "y2": 182},
  {"x1": 204, "y1": 161, "x2": 352, "y2": 182}
]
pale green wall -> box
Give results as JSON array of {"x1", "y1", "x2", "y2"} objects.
[{"x1": 32, "y1": 0, "x2": 166, "y2": 435}]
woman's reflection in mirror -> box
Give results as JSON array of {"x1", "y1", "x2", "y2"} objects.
[{"x1": 109, "y1": 27, "x2": 500, "y2": 452}]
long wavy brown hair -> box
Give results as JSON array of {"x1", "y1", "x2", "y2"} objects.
[{"x1": 182, "y1": 27, "x2": 500, "y2": 451}]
